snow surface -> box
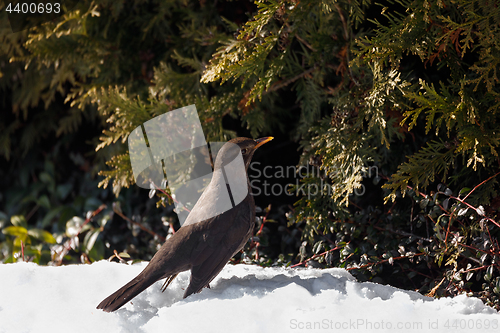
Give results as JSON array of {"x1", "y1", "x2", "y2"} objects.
[{"x1": 0, "y1": 261, "x2": 498, "y2": 333}]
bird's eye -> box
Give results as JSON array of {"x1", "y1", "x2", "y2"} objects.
[{"x1": 241, "y1": 148, "x2": 248, "y2": 155}]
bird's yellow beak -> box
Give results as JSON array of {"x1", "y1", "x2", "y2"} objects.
[{"x1": 254, "y1": 137, "x2": 274, "y2": 149}]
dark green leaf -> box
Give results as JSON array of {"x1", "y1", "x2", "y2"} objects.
[{"x1": 37, "y1": 195, "x2": 51, "y2": 209}]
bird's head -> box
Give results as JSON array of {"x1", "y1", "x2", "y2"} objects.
[{"x1": 215, "y1": 137, "x2": 273, "y2": 171}]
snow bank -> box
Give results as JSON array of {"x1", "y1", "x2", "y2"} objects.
[{"x1": 0, "y1": 261, "x2": 498, "y2": 332}]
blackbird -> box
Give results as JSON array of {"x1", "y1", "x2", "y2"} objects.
[{"x1": 97, "y1": 136, "x2": 273, "y2": 312}]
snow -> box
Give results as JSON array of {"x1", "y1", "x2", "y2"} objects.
[{"x1": 0, "y1": 261, "x2": 498, "y2": 333}]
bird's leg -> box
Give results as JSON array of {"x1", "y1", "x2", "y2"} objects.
[{"x1": 161, "y1": 273, "x2": 179, "y2": 292}]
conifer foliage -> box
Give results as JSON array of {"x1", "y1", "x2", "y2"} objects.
[{"x1": 1, "y1": 0, "x2": 500, "y2": 309}]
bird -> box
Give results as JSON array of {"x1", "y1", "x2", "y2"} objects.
[{"x1": 97, "y1": 136, "x2": 273, "y2": 312}]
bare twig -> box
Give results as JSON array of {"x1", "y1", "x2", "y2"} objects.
[
  {"x1": 254, "y1": 205, "x2": 272, "y2": 260},
  {"x1": 449, "y1": 196, "x2": 500, "y2": 229},
  {"x1": 77, "y1": 204, "x2": 107, "y2": 235},
  {"x1": 291, "y1": 245, "x2": 343, "y2": 268},
  {"x1": 462, "y1": 171, "x2": 500, "y2": 202},
  {"x1": 113, "y1": 208, "x2": 166, "y2": 242},
  {"x1": 346, "y1": 253, "x2": 425, "y2": 271},
  {"x1": 426, "y1": 276, "x2": 446, "y2": 297},
  {"x1": 265, "y1": 67, "x2": 316, "y2": 94},
  {"x1": 25, "y1": 204, "x2": 39, "y2": 223},
  {"x1": 294, "y1": 34, "x2": 316, "y2": 51},
  {"x1": 153, "y1": 184, "x2": 191, "y2": 214},
  {"x1": 55, "y1": 204, "x2": 108, "y2": 266}
]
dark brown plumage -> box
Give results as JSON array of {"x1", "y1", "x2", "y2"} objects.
[{"x1": 97, "y1": 136, "x2": 273, "y2": 312}]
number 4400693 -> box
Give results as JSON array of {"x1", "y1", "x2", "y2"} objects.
[{"x1": 5, "y1": 2, "x2": 61, "y2": 14}]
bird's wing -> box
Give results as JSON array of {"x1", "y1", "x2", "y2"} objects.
[{"x1": 183, "y1": 197, "x2": 253, "y2": 298}]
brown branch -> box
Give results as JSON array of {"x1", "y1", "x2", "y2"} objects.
[
  {"x1": 153, "y1": 184, "x2": 191, "y2": 214},
  {"x1": 462, "y1": 171, "x2": 500, "y2": 202},
  {"x1": 462, "y1": 264, "x2": 492, "y2": 274},
  {"x1": 426, "y1": 276, "x2": 446, "y2": 297},
  {"x1": 265, "y1": 67, "x2": 316, "y2": 94},
  {"x1": 291, "y1": 245, "x2": 343, "y2": 268},
  {"x1": 294, "y1": 34, "x2": 316, "y2": 51},
  {"x1": 21, "y1": 240, "x2": 25, "y2": 262},
  {"x1": 449, "y1": 196, "x2": 500, "y2": 229},
  {"x1": 253, "y1": 205, "x2": 272, "y2": 261},
  {"x1": 113, "y1": 208, "x2": 166, "y2": 242},
  {"x1": 55, "y1": 204, "x2": 108, "y2": 266},
  {"x1": 334, "y1": 3, "x2": 349, "y2": 41},
  {"x1": 77, "y1": 204, "x2": 107, "y2": 235},
  {"x1": 25, "y1": 204, "x2": 39, "y2": 223},
  {"x1": 346, "y1": 253, "x2": 425, "y2": 271}
]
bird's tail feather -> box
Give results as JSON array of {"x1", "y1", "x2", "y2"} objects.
[{"x1": 96, "y1": 274, "x2": 156, "y2": 312}]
